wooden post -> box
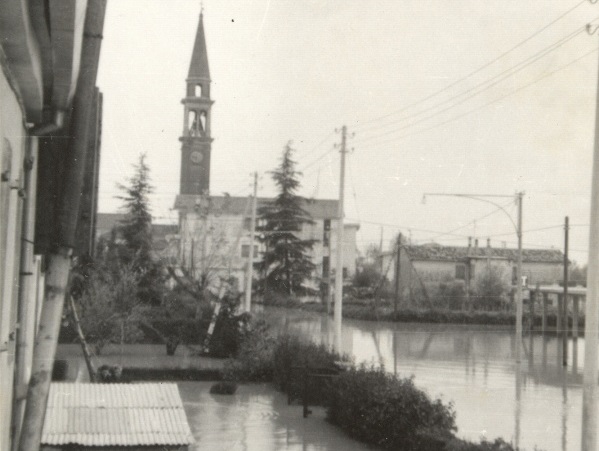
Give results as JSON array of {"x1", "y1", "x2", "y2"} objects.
[
  {"x1": 557, "y1": 294, "x2": 563, "y2": 333},
  {"x1": 394, "y1": 234, "x2": 401, "y2": 312},
  {"x1": 69, "y1": 296, "x2": 96, "y2": 382},
  {"x1": 529, "y1": 285, "x2": 536, "y2": 331},
  {"x1": 573, "y1": 294, "x2": 579, "y2": 339},
  {"x1": 562, "y1": 216, "x2": 569, "y2": 367},
  {"x1": 542, "y1": 292, "x2": 548, "y2": 333},
  {"x1": 18, "y1": 3, "x2": 106, "y2": 450}
]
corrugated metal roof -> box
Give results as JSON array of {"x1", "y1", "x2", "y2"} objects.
[
  {"x1": 402, "y1": 244, "x2": 563, "y2": 263},
  {"x1": 42, "y1": 383, "x2": 194, "y2": 447},
  {"x1": 174, "y1": 195, "x2": 339, "y2": 219}
]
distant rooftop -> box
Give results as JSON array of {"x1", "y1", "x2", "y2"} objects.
[
  {"x1": 96, "y1": 213, "x2": 177, "y2": 241},
  {"x1": 42, "y1": 383, "x2": 194, "y2": 447},
  {"x1": 174, "y1": 195, "x2": 340, "y2": 220},
  {"x1": 400, "y1": 244, "x2": 563, "y2": 264}
]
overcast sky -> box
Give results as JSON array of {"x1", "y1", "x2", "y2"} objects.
[{"x1": 97, "y1": 0, "x2": 599, "y2": 263}]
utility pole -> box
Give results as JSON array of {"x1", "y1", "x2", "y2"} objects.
[
  {"x1": 379, "y1": 226, "x2": 384, "y2": 273},
  {"x1": 423, "y1": 191, "x2": 524, "y2": 362},
  {"x1": 583, "y1": 23, "x2": 599, "y2": 451},
  {"x1": 334, "y1": 126, "x2": 347, "y2": 352},
  {"x1": 515, "y1": 191, "x2": 523, "y2": 364},
  {"x1": 244, "y1": 172, "x2": 258, "y2": 312},
  {"x1": 394, "y1": 233, "x2": 401, "y2": 313},
  {"x1": 563, "y1": 216, "x2": 569, "y2": 367}
]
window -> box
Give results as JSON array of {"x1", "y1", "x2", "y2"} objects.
[
  {"x1": 241, "y1": 244, "x2": 258, "y2": 258},
  {"x1": 243, "y1": 217, "x2": 252, "y2": 230},
  {"x1": 343, "y1": 267, "x2": 348, "y2": 278},
  {"x1": 199, "y1": 111, "x2": 207, "y2": 133},
  {"x1": 195, "y1": 84, "x2": 203, "y2": 97},
  {"x1": 188, "y1": 110, "x2": 198, "y2": 136},
  {"x1": 455, "y1": 264, "x2": 466, "y2": 280},
  {"x1": 323, "y1": 219, "x2": 331, "y2": 246}
]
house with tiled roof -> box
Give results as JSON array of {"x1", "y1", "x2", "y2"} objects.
[
  {"x1": 382, "y1": 240, "x2": 563, "y2": 307},
  {"x1": 41, "y1": 383, "x2": 194, "y2": 451}
]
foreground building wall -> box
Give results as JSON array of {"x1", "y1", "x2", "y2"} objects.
[{"x1": 0, "y1": 2, "x2": 104, "y2": 448}]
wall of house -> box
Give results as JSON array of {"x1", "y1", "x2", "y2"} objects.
[
  {"x1": 0, "y1": 58, "x2": 28, "y2": 451},
  {"x1": 178, "y1": 212, "x2": 358, "y2": 292},
  {"x1": 470, "y1": 258, "x2": 512, "y2": 289},
  {"x1": 521, "y1": 262, "x2": 562, "y2": 286}
]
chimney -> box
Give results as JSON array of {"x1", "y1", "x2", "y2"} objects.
[
  {"x1": 487, "y1": 238, "x2": 491, "y2": 248},
  {"x1": 468, "y1": 237, "x2": 472, "y2": 247},
  {"x1": 474, "y1": 238, "x2": 479, "y2": 248},
  {"x1": 502, "y1": 241, "x2": 507, "y2": 248}
]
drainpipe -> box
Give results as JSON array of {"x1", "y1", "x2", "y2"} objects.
[
  {"x1": 30, "y1": 110, "x2": 66, "y2": 137},
  {"x1": 18, "y1": 2, "x2": 106, "y2": 450},
  {"x1": 12, "y1": 137, "x2": 38, "y2": 448}
]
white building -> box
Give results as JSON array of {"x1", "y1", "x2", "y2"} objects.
[{"x1": 174, "y1": 195, "x2": 359, "y2": 293}]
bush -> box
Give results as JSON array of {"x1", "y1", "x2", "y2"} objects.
[
  {"x1": 272, "y1": 334, "x2": 346, "y2": 403},
  {"x1": 445, "y1": 437, "x2": 522, "y2": 451},
  {"x1": 327, "y1": 365, "x2": 456, "y2": 451},
  {"x1": 223, "y1": 318, "x2": 276, "y2": 382},
  {"x1": 210, "y1": 381, "x2": 238, "y2": 395},
  {"x1": 224, "y1": 327, "x2": 533, "y2": 451}
]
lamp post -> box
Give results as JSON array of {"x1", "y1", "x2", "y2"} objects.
[{"x1": 423, "y1": 192, "x2": 524, "y2": 362}]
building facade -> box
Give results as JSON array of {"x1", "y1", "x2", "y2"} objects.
[{"x1": 174, "y1": 195, "x2": 359, "y2": 292}]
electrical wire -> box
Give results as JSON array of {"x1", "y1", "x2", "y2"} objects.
[
  {"x1": 355, "y1": 46, "x2": 599, "y2": 152},
  {"x1": 354, "y1": 25, "x2": 589, "y2": 145},
  {"x1": 353, "y1": 0, "x2": 587, "y2": 130}
]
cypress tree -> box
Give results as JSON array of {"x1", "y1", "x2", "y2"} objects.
[{"x1": 258, "y1": 142, "x2": 316, "y2": 295}]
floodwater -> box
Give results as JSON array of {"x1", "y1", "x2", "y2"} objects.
[
  {"x1": 178, "y1": 381, "x2": 376, "y2": 450},
  {"x1": 260, "y1": 307, "x2": 595, "y2": 451}
]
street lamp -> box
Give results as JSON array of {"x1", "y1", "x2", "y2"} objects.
[{"x1": 423, "y1": 192, "x2": 525, "y2": 363}]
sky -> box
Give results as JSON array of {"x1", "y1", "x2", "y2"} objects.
[{"x1": 97, "y1": 0, "x2": 599, "y2": 264}]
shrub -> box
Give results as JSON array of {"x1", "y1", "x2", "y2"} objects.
[
  {"x1": 445, "y1": 437, "x2": 521, "y2": 451},
  {"x1": 209, "y1": 295, "x2": 252, "y2": 358},
  {"x1": 223, "y1": 318, "x2": 276, "y2": 382},
  {"x1": 327, "y1": 365, "x2": 456, "y2": 451},
  {"x1": 272, "y1": 334, "x2": 346, "y2": 403},
  {"x1": 210, "y1": 381, "x2": 238, "y2": 395}
]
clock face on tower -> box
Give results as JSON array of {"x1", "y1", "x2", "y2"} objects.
[{"x1": 190, "y1": 150, "x2": 203, "y2": 164}]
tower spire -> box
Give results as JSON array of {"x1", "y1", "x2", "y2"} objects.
[
  {"x1": 188, "y1": 8, "x2": 210, "y2": 80},
  {"x1": 179, "y1": 8, "x2": 214, "y2": 196}
]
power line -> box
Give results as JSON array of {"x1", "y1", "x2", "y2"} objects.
[
  {"x1": 427, "y1": 200, "x2": 514, "y2": 241},
  {"x1": 354, "y1": 24, "x2": 589, "y2": 145},
  {"x1": 298, "y1": 130, "x2": 336, "y2": 162},
  {"x1": 353, "y1": 0, "x2": 586, "y2": 130},
  {"x1": 355, "y1": 46, "x2": 599, "y2": 152}
]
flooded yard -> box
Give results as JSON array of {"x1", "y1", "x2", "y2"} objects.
[
  {"x1": 261, "y1": 307, "x2": 593, "y2": 451},
  {"x1": 178, "y1": 381, "x2": 375, "y2": 451}
]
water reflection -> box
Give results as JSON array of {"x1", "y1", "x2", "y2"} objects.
[{"x1": 262, "y1": 308, "x2": 591, "y2": 451}]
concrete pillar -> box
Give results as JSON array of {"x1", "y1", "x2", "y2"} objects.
[
  {"x1": 542, "y1": 292, "x2": 548, "y2": 333},
  {"x1": 573, "y1": 295, "x2": 579, "y2": 339},
  {"x1": 557, "y1": 294, "x2": 563, "y2": 333}
]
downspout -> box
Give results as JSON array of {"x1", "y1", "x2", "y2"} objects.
[
  {"x1": 13, "y1": 109, "x2": 65, "y2": 448},
  {"x1": 11, "y1": 136, "x2": 38, "y2": 449},
  {"x1": 29, "y1": 110, "x2": 66, "y2": 137},
  {"x1": 18, "y1": 2, "x2": 106, "y2": 450}
]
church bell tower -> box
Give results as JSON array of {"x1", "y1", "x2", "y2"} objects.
[{"x1": 180, "y1": 11, "x2": 213, "y2": 195}]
